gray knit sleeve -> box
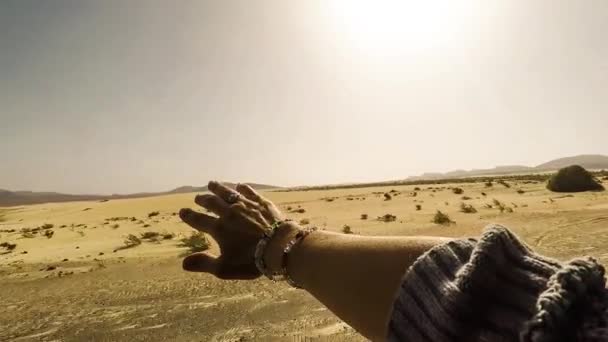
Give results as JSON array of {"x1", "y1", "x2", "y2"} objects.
[{"x1": 387, "y1": 224, "x2": 608, "y2": 342}]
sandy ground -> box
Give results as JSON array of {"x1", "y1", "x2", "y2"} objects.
[{"x1": 1, "y1": 179, "x2": 608, "y2": 341}]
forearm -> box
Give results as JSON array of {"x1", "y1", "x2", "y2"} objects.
[{"x1": 265, "y1": 223, "x2": 450, "y2": 340}]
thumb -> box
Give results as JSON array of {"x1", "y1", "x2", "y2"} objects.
[{"x1": 182, "y1": 252, "x2": 219, "y2": 273}]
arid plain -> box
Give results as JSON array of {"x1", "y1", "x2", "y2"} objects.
[{"x1": 2, "y1": 179, "x2": 608, "y2": 341}]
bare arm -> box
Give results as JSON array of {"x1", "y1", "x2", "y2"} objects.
[
  {"x1": 263, "y1": 224, "x2": 449, "y2": 340},
  {"x1": 179, "y1": 181, "x2": 448, "y2": 340}
]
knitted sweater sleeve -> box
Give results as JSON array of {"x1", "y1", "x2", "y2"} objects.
[{"x1": 387, "y1": 224, "x2": 608, "y2": 342}]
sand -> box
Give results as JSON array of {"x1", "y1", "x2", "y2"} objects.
[{"x1": 1, "y1": 179, "x2": 608, "y2": 341}]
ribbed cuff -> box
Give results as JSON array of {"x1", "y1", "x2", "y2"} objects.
[{"x1": 387, "y1": 224, "x2": 596, "y2": 342}]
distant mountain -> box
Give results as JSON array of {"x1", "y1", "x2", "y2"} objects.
[
  {"x1": 535, "y1": 154, "x2": 608, "y2": 171},
  {"x1": 0, "y1": 183, "x2": 279, "y2": 207},
  {"x1": 407, "y1": 154, "x2": 608, "y2": 181}
]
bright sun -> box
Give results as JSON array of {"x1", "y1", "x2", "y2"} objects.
[{"x1": 327, "y1": 0, "x2": 475, "y2": 56}]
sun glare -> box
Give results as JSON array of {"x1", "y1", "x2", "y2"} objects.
[{"x1": 327, "y1": 0, "x2": 475, "y2": 56}]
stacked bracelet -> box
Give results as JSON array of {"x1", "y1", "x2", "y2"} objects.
[
  {"x1": 254, "y1": 220, "x2": 313, "y2": 288},
  {"x1": 281, "y1": 229, "x2": 312, "y2": 288},
  {"x1": 254, "y1": 220, "x2": 286, "y2": 281}
]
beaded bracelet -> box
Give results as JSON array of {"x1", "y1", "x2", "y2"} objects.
[
  {"x1": 254, "y1": 220, "x2": 286, "y2": 281},
  {"x1": 281, "y1": 229, "x2": 313, "y2": 288}
]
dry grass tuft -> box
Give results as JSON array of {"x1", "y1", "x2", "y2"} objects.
[
  {"x1": 377, "y1": 214, "x2": 397, "y2": 222},
  {"x1": 342, "y1": 225, "x2": 353, "y2": 234},
  {"x1": 459, "y1": 203, "x2": 477, "y2": 214},
  {"x1": 433, "y1": 210, "x2": 454, "y2": 225},
  {"x1": 179, "y1": 232, "x2": 210, "y2": 254},
  {"x1": 148, "y1": 211, "x2": 160, "y2": 218}
]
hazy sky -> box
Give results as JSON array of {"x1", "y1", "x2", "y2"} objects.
[{"x1": 1, "y1": 1, "x2": 607, "y2": 194}]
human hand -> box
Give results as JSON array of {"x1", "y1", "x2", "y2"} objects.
[{"x1": 179, "y1": 181, "x2": 285, "y2": 279}]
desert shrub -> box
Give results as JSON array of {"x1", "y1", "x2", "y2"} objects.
[
  {"x1": 384, "y1": 193, "x2": 392, "y2": 201},
  {"x1": 324, "y1": 198, "x2": 334, "y2": 202},
  {"x1": 41, "y1": 223, "x2": 54, "y2": 229},
  {"x1": 114, "y1": 234, "x2": 142, "y2": 251},
  {"x1": 498, "y1": 180, "x2": 511, "y2": 188},
  {"x1": 415, "y1": 204, "x2": 422, "y2": 211},
  {"x1": 342, "y1": 225, "x2": 353, "y2": 234},
  {"x1": 0, "y1": 242, "x2": 16, "y2": 252},
  {"x1": 517, "y1": 189, "x2": 525, "y2": 194},
  {"x1": 452, "y1": 187, "x2": 464, "y2": 195},
  {"x1": 143, "y1": 224, "x2": 151, "y2": 228},
  {"x1": 485, "y1": 181, "x2": 493, "y2": 187},
  {"x1": 505, "y1": 207, "x2": 514, "y2": 213},
  {"x1": 43, "y1": 230, "x2": 54, "y2": 239},
  {"x1": 493, "y1": 199, "x2": 507, "y2": 213},
  {"x1": 546, "y1": 165, "x2": 604, "y2": 192},
  {"x1": 291, "y1": 208, "x2": 306, "y2": 214},
  {"x1": 299, "y1": 218, "x2": 310, "y2": 225},
  {"x1": 414, "y1": 187, "x2": 421, "y2": 191},
  {"x1": 180, "y1": 232, "x2": 210, "y2": 253},
  {"x1": 140, "y1": 231, "x2": 160, "y2": 240},
  {"x1": 378, "y1": 214, "x2": 397, "y2": 222},
  {"x1": 21, "y1": 231, "x2": 35, "y2": 238},
  {"x1": 484, "y1": 203, "x2": 493, "y2": 209},
  {"x1": 461, "y1": 196, "x2": 472, "y2": 200},
  {"x1": 130, "y1": 217, "x2": 137, "y2": 222},
  {"x1": 162, "y1": 233, "x2": 175, "y2": 240},
  {"x1": 112, "y1": 224, "x2": 120, "y2": 229},
  {"x1": 346, "y1": 197, "x2": 354, "y2": 201},
  {"x1": 360, "y1": 214, "x2": 368, "y2": 220},
  {"x1": 148, "y1": 211, "x2": 160, "y2": 218},
  {"x1": 411, "y1": 192, "x2": 417, "y2": 197},
  {"x1": 459, "y1": 203, "x2": 477, "y2": 214},
  {"x1": 481, "y1": 192, "x2": 487, "y2": 196},
  {"x1": 433, "y1": 211, "x2": 454, "y2": 225}
]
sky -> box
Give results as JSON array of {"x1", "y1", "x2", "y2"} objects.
[{"x1": 1, "y1": 0, "x2": 607, "y2": 194}]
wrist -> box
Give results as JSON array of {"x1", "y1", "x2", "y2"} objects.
[{"x1": 263, "y1": 221, "x2": 301, "y2": 275}]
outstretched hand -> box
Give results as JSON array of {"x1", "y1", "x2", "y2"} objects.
[{"x1": 179, "y1": 181, "x2": 284, "y2": 279}]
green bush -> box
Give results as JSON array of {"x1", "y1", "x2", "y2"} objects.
[{"x1": 546, "y1": 165, "x2": 604, "y2": 192}]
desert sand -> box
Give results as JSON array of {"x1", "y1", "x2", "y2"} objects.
[{"x1": 1, "y1": 179, "x2": 608, "y2": 341}]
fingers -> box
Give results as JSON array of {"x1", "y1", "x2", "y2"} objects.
[
  {"x1": 209, "y1": 181, "x2": 260, "y2": 210},
  {"x1": 194, "y1": 194, "x2": 230, "y2": 216},
  {"x1": 182, "y1": 252, "x2": 219, "y2": 273},
  {"x1": 182, "y1": 253, "x2": 260, "y2": 279},
  {"x1": 236, "y1": 183, "x2": 265, "y2": 204},
  {"x1": 179, "y1": 208, "x2": 218, "y2": 235}
]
